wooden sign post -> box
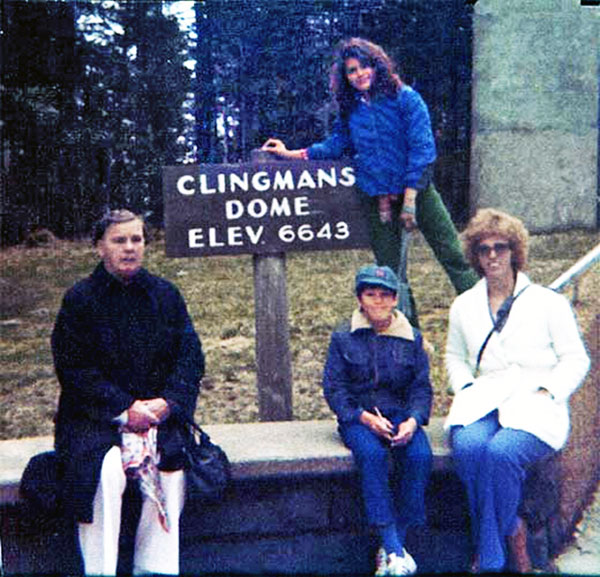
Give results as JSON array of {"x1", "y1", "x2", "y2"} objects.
[
  {"x1": 250, "y1": 149, "x2": 292, "y2": 421},
  {"x1": 252, "y1": 244, "x2": 293, "y2": 421},
  {"x1": 163, "y1": 153, "x2": 370, "y2": 421}
]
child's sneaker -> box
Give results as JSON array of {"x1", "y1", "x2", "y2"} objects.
[
  {"x1": 387, "y1": 549, "x2": 417, "y2": 576},
  {"x1": 375, "y1": 547, "x2": 389, "y2": 576},
  {"x1": 401, "y1": 548, "x2": 417, "y2": 574}
]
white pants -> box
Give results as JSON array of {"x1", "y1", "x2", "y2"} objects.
[{"x1": 78, "y1": 446, "x2": 186, "y2": 576}]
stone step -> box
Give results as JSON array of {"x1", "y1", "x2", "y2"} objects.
[{"x1": 0, "y1": 417, "x2": 451, "y2": 505}]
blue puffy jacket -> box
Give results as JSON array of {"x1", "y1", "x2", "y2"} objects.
[
  {"x1": 307, "y1": 86, "x2": 437, "y2": 197},
  {"x1": 322, "y1": 310, "x2": 433, "y2": 426}
]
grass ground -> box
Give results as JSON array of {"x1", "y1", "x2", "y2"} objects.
[{"x1": 0, "y1": 229, "x2": 598, "y2": 440}]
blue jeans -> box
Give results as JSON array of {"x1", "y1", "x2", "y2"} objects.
[
  {"x1": 340, "y1": 413, "x2": 432, "y2": 529},
  {"x1": 450, "y1": 412, "x2": 555, "y2": 571}
]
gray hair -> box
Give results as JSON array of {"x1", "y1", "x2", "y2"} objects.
[{"x1": 92, "y1": 209, "x2": 148, "y2": 246}]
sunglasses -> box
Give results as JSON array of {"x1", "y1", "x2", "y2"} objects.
[{"x1": 476, "y1": 242, "x2": 511, "y2": 257}]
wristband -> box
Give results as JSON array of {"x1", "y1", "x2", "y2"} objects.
[
  {"x1": 402, "y1": 205, "x2": 416, "y2": 215},
  {"x1": 299, "y1": 149, "x2": 309, "y2": 160}
]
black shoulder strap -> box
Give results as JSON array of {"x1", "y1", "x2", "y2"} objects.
[{"x1": 475, "y1": 286, "x2": 528, "y2": 375}]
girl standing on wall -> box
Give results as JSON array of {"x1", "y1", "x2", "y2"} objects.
[{"x1": 262, "y1": 37, "x2": 477, "y2": 326}]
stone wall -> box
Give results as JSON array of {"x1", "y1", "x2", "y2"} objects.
[
  {"x1": 3, "y1": 372, "x2": 599, "y2": 576},
  {"x1": 0, "y1": 420, "x2": 472, "y2": 575},
  {"x1": 516, "y1": 313, "x2": 600, "y2": 569},
  {"x1": 470, "y1": 0, "x2": 599, "y2": 231},
  {"x1": 555, "y1": 314, "x2": 600, "y2": 551}
]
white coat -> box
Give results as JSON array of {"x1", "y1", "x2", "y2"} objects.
[{"x1": 444, "y1": 272, "x2": 590, "y2": 450}]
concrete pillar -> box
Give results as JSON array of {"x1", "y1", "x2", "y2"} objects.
[{"x1": 470, "y1": 0, "x2": 599, "y2": 231}]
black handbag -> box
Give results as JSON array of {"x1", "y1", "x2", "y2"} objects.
[
  {"x1": 181, "y1": 418, "x2": 231, "y2": 502},
  {"x1": 20, "y1": 450, "x2": 62, "y2": 517}
]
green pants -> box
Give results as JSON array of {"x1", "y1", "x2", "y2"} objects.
[{"x1": 363, "y1": 183, "x2": 478, "y2": 327}]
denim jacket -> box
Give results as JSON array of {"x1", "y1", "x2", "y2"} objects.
[
  {"x1": 322, "y1": 309, "x2": 432, "y2": 425},
  {"x1": 307, "y1": 85, "x2": 437, "y2": 196}
]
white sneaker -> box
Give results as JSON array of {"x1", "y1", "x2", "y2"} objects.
[
  {"x1": 387, "y1": 553, "x2": 411, "y2": 576},
  {"x1": 375, "y1": 547, "x2": 388, "y2": 576},
  {"x1": 387, "y1": 550, "x2": 417, "y2": 576},
  {"x1": 401, "y1": 548, "x2": 417, "y2": 574}
]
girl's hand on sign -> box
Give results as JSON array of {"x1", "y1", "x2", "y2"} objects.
[
  {"x1": 262, "y1": 139, "x2": 307, "y2": 160},
  {"x1": 262, "y1": 138, "x2": 288, "y2": 155}
]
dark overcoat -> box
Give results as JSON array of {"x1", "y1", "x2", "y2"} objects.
[{"x1": 52, "y1": 263, "x2": 204, "y2": 522}]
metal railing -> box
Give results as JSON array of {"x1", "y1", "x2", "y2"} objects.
[{"x1": 549, "y1": 242, "x2": 600, "y2": 302}]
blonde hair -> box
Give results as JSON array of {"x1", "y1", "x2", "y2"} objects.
[{"x1": 462, "y1": 208, "x2": 529, "y2": 276}]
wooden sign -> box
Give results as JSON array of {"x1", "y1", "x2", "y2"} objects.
[{"x1": 162, "y1": 160, "x2": 370, "y2": 257}]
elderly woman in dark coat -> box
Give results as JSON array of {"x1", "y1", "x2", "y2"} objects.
[
  {"x1": 52, "y1": 209, "x2": 204, "y2": 576},
  {"x1": 322, "y1": 264, "x2": 432, "y2": 576}
]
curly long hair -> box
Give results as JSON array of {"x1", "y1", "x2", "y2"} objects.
[
  {"x1": 329, "y1": 38, "x2": 402, "y2": 118},
  {"x1": 462, "y1": 208, "x2": 529, "y2": 277}
]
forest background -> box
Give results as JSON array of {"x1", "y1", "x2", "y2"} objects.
[{"x1": 1, "y1": 0, "x2": 476, "y2": 240}]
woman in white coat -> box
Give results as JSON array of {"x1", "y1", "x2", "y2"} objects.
[{"x1": 444, "y1": 208, "x2": 590, "y2": 573}]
